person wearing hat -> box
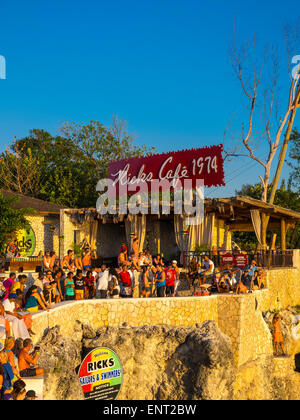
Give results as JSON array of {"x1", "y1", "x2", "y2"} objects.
[
  {"x1": 25, "y1": 389, "x2": 37, "y2": 400},
  {"x1": 243, "y1": 260, "x2": 258, "y2": 291},
  {"x1": 2, "y1": 294, "x2": 30, "y2": 340}
]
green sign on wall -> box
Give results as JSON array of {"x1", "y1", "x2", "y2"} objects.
[{"x1": 16, "y1": 225, "x2": 36, "y2": 257}]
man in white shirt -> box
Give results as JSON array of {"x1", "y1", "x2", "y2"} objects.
[
  {"x1": 201, "y1": 255, "x2": 215, "y2": 284},
  {"x1": 3, "y1": 293, "x2": 30, "y2": 339},
  {"x1": 96, "y1": 265, "x2": 109, "y2": 299}
]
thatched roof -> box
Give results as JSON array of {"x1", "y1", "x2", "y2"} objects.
[{"x1": 1, "y1": 190, "x2": 64, "y2": 214}]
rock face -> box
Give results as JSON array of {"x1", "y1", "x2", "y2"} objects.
[
  {"x1": 38, "y1": 324, "x2": 84, "y2": 400},
  {"x1": 39, "y1": 321, "x2": 236, "y2": 400},
  {"x1": 85, "y1": 321, "x2": 236, "y2": 400},
  {"x1": 37, "y1": 317, "x2": 300, "y2": 400}
]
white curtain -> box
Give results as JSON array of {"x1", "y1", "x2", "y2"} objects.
[
  {"x1": 250, "y1": 210, "x2": 262, "y2": 246},
  {"x1": 89, "y1": 220, "x2": 98, "y2": 251},
  {"x1": 174, "y1": 215, "x2": 187, "y2": 264},
  {"x1": 185, "y1": 213, "x2": 215, "y2": 251},
  {"x1": 125, "y1": 214, "x2": 146, "y2": 253}
]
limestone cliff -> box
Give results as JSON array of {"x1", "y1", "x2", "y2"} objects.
[{"x1": 37, "y1": 320, "x2": 300, "y2": 400}]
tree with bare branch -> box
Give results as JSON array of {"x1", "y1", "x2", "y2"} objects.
[{"x1": 224, "y1": 24, "x2": 300, "y2": 248}]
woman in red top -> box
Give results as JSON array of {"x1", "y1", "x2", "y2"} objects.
[
  {"x1": 165, "y1": 263, "x2": 176, "y2": 297},
  {"x1": 84, "y1": 271, "x2": 95, "y2": 299},
  {"x1": 119, "y1": 265, "x2": 132, "y2": 298}
]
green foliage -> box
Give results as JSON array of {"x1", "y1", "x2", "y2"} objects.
[
  {"x1": 72, "y1": 243, "x2": 83, "y2": 258},
  {"x1": 294, "y1": 305, "x2": 300, "y2": 314},
  {"x1": 0, "y1": 119, "x2": 155, "y2": 208},
  {"x1": 0, "y1": 192, "x2": 35, "y2": 255},
  {"x1": 194, "y1": 244, "x2": 209, "y2": 255}
]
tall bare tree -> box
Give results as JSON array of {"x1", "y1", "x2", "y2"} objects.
[
  {"x1": 224, "y1": 26, "x2": 300, "y2": 202},
  {"x1": 223, "y1": 25, "x2": 300, "y2": 247}
]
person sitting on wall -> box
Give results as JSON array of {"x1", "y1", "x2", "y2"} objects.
[
  {"x1": 4, "y1": 337, "x2": 20, "y2": 379},
  {"x1": 227, "y1": 270, "x2": 239, "y2": 292},
  {"x1": 252, "y1": 270, "x2": 265, "y2": 291},
  {"x1": 4, "y1": 293, "x2": 34, "y2": 337},
  {"x1": 18, "y1": 338, "x2": 43, "y2": 378},
  {"x1": 0, "y1": 304, "x2": 11, "y2": 338},
  {"x1": 186, "y1": 257, "x2": 198, "y2": 288},
  {"x1": 2, "y1": 273, "x2": 17, "y2": 302},
  {"x1": 2, "y1": 294, "x2": 30, "y2": 340},
  {"x1": 235, "y1": 278, "x2": 248, "y2": 294},
  {"x1": 216, "y1": 273, "x2": 230, "y2": 293},
  {"x1": 43, "y1": 284, "x2": 53, "y2": 306},
  {"x1": 32, "y1": 273, "x2": 52, "y2": 311},
  {"x1": 0, "y1": 349, "x2": 14, "y2": 400},
  {"x1": 201, "y1": 255, "x2": 215, "y2": 284},
  {"x1": 24, "y1": 286, "x2": 50, "y2": 313},
  {"x1": 10, "y1": 275, "x2": 28, "y2": 295}
]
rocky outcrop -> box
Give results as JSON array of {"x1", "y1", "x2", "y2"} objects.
[
  {"x1": 38, "y1": 321, "x2": 236, "y2": 400},
  {"x1": 85, "y1": 321, "x2": 236, "y2": 400},
  {"x1": 37, "y1": 317, "x2": 300, "y2": 400},
  {"x1": 38, "y1": 323, "x2": 84, "y2": 400}
]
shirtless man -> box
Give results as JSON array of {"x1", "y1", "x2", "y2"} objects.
[
  {"x1": 82, "y1": 249, "x2": 92, "y2": 272},
  {"x1": 60, "y1": 250, "x2": 74, "y2": 272},
  {"x1": 18, "y1": 338, "x2": 43, "y2": 377}
]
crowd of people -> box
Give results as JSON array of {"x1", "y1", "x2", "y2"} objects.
[
  {"x1": 0, "y1": 333, "x2": 41, "y2": 400},
  {"x1": 0, "y1": 240, "x2": 268, "y2": 399},
  {"x1": 187, "y1": 255, "x2": 265, "y2": 295}
]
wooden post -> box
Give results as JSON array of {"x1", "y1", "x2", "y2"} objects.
[
  {"x1": 281, "y1": 218, "x2": 287, "y2": 267},
  {"x1": 281, "y1": 218, "x2": 286, "y2": 251},
  {"x1": 271, "y1": 233, "x2": 277, "y2": 250}
]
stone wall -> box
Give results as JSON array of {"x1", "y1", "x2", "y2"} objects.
[
  {"x1": 31, "y1": 268, "x2": 300, "y2": 370},
  {"x1": 25, "y1": 215, "x2": 60, "y2": 256},
  {"x1": 257, "y1": 268, "x2": 300, "y2": 311}
]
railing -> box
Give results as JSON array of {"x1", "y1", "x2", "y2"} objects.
[{"x1": 183, "y1": 250, "x2": 294, "y2": 269}]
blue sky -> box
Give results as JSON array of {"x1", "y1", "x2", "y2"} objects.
[{"x1": 0, "y1": 0, "x2": 299, "y2": 197}]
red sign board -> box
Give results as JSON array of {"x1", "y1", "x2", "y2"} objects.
[
  {"x1": 108, "y1": 145, "x2": 225, "y2": 193},
  {"x1": 221, "y1": 253, "x2": 235, "y2": 266},
  {"x1": 234, "y1": 253, "x2": 248, "y2": 268}
]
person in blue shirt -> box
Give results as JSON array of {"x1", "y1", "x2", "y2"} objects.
[
  {"x1": 155, "y1": 265, "x2": 166, "y2": 298},
  {"x1": 0, "y1": 350, "x2": 14, "y2": 400},
  {"x1": 243, "y1": 260, "x2": 257, "y2": 291}
]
